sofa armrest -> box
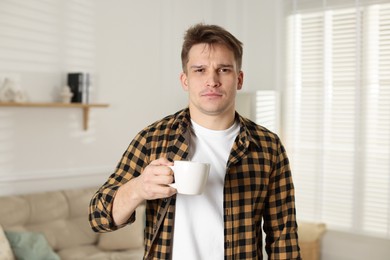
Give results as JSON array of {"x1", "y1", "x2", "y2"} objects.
[{"x1": 298, "y1": 222, "x2": 326, "y2": 260}]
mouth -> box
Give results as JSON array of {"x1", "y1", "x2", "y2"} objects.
[{"x1": 201, "y1": 92, "x2": 223, "y2": 97}]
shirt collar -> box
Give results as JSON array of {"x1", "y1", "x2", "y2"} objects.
[
  {"x1": 176, "y1": 108, "x2": 261, "y2": 149},
  {"x1": 235, "y1": 112, "x2": 262, "y2": 149}
]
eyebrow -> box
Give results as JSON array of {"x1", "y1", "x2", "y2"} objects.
[
  {"x1": 189, "y1": 65, "x2": 204, "y2": 69},
  {"x1": 189, "y1": 64, "x2": 234, "y2": 69},
  {"x1": 218, "y1": 64, "x2": 234, "y2": 68}
]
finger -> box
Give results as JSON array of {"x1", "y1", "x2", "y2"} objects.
[
  {"x1": 149, "y1": 158, "x2": 173, "y2": 166},
  {"x1": 143, "y1": 184, "x2": 176, "y2": 199},
  {"x1": 148, "y1": 165, "x2": 173, "y2": 177},
  {"x1": 141, "y1": 166, "x2": 173, "y2": 186},
  {"x1": 152, "y1": 174, "x2": 174, "y2": 185}
]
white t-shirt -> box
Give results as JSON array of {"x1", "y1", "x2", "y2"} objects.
[{"x1": 171, "y1": 120, "x2": 240, "y2": 260}]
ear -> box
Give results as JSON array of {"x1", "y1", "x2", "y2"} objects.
[
  {"x1": 237, "y1": 71, "x2": 244, "y2": 90},
  {"x1": 180, "y1": 72, "x2": 189, "y2": 91}
]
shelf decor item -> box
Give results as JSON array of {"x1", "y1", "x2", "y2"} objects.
[
  {"x1": 60, "y1": 85, "x2": 73, "y2": 103},
  {"x1": 67, "y1": 72, "x2": 89, "y2": 103},
  {"x1": 0, "y1": 78, "x2": 15, "y2": 102},
  {"x1": 0, "y1": 78, "x2": 28, "y2": 103}
]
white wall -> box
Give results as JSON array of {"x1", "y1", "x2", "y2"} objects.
[{"x1": 0, "y1": 0, "x2": 281, "y2": 196}]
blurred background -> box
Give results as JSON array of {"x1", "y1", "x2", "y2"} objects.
[{"x1": 0, "y1": 0, "x2": 389, "y2": 259}]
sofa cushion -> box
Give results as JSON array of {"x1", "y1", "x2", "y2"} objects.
[
  {"x1": 19, "y1": 188, "x2": 99, "y2": 251},
  {"x1": 57, "y1": 245, "x2": 144, "y2": 260},
  {"x1": 98, "y1": 204, "x2": 145, "y2": 251},
  {"x1": 27, "y1": 217, "x2": 98, "y2": 251},
  {"x1": 64, "y1": 187, "x2": 98, "y2": 218},
  {"x1": 0, "y1": 197, "x2": 29, "y2": 227},
  {"x1": 57, "y1": 245, "x2": 105, "y2": 260},
  {"x1": 5, "y1": 231, "x2": 60, "y2": 260},
  {"x1": 0, "y1": 225, "x2": 14, "y2": 260},
  {"x1": 23, "y1": 192, "x2": 69, "y2": 225}
]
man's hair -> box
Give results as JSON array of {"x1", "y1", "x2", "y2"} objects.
[{"x1": 181, "y1": 23, "x2": 243, "y2": 73}]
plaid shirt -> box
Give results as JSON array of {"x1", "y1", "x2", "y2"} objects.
[{"x1": 89, "y1": 108, "x2": 301, "y2": 260}]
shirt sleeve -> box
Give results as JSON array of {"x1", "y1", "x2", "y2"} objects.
[
  {"x1": 263, "y1": 136, "x2": 301, "y2": 259},
  {"x1": 88, "y1": 129, "x2": 150, "y2": 232}
]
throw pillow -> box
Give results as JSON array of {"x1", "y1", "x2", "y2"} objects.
[
  {"x1": 5, "y1": 231, "x2": 60, "y2": 260},
  {"x1": 0, "y1": 225, "x2": 15, "y2": 260}
]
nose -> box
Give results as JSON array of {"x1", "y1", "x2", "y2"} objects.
[{"x1": 206, "y1": 72, "x2": 221, "y2": 88}]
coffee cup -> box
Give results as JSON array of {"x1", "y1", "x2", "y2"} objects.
[{"x1": 168, "y1": 161, "x2": 210, "y2": 195}]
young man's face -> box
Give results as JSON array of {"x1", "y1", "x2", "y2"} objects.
[{"x1": 180, "y1": 43, "x2": 243, "y2": 120}]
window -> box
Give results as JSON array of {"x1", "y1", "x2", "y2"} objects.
[
  {"x1": 0, "y1": 0, "x2": 96, "y2": 72},
  {"x1": 236, "y1": 90, "x2": 279, "y2": 134},
  {"x1": 285, "y1": 0, "x2": 390, "y2": 238},
  {"x1": 255, "y1": 90, "x2": 279, "y2": 134}
]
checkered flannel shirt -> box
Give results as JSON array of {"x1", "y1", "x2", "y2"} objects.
[{"x1": 89, "y1": 108, "x2": 301, "y2": 260}]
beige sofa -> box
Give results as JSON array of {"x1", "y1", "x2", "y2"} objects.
[
  {"x1": 0, "y1": 186, "x2": 326, "y2": 260},
  {"x1": 0, "y1": 187, "x2": 144, "y2": 260},
  {"x1": 298, "y1": 221, "x2": 326, "y2": 260}
]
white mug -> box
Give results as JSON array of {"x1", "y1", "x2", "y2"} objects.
[{"x1": 169, "y1": 161, "x2": 210, "y2": 195}]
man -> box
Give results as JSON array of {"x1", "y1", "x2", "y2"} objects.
[{"x1": 89, "y1": 23, "x2": 301, "y2": 260}]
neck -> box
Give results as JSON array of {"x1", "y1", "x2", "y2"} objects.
[{"x1": 189, "y1": 107, "x2": 236, "y2": 130}]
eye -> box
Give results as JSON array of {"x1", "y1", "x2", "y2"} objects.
[
  {"x1": 218, "y1": 67, "x2": 231, "y2": 73},
  {"x1": 192, "y1": 67, "x2": 205, "y2": 73}
]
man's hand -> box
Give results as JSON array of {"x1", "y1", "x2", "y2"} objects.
[
  {"x1": 112, "y1": 158, "x2": 176, "y2": 226},
  {"x1": 132, "y1": 158, "x2": 176, "y2": 200}
]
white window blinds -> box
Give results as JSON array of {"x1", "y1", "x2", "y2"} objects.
[
  {"x1": 285, "y1": 0, "x2": 390, "y2": 238},
  {"x1": 255, "y1": 90, "x2": 279, "y2": 133}
]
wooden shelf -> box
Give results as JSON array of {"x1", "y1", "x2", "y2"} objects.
[{"x1": 0, "y1": 102, "x2": 109, "y2": 130}]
